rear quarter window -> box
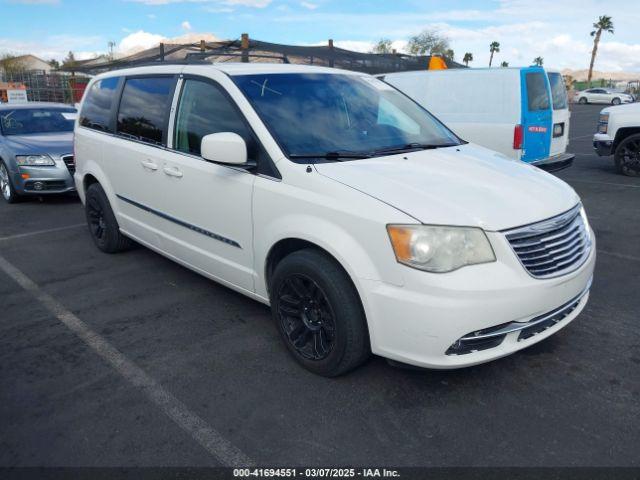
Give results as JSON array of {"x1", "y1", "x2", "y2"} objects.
[
  {"x1": 525, "y1": 72, "x2": 550, "y2": 111},
  {"x1": 80, "y1": 77, "x2": 120, "y2": 132},
  {"x1": 116, "y1": 76, "x2": 175, "y2": 146}
]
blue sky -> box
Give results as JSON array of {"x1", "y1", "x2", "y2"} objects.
[{"x1": 1, "y1": 0, "x2": 638, "y2": 72}]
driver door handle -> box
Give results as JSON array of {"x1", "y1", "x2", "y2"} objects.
[
  {"x1": 163, "y1": 166, "x2": 183, "y2": 178},
  {"x1": 141, "y1": 160, "x2": 158, "y2": 171}
]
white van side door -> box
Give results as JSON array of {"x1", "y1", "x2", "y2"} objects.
[
  {"x1": 105, "y1": 75, "x2": 180, "y2": 245},
  {"x1": 149, "y1": 76, "x2": 257, "y2": 292}
]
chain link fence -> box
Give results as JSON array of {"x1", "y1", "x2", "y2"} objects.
[
  {"x1": 66, "y1": 36, "x2": 464, "y2": 75},
  {"x1": 0, "y1": 70, "x2": 88, "y2": 105}
]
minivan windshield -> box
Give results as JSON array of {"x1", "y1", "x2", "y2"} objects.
[
  {"x1": 232, "y1": 73, "x2": 461, "y2": 161},
  {"x1": 0, "y1": 107, "x2": 76, "y2": 135},
  {"x1": 547, "y1": 72, "x2": 568, "y2": 110}
]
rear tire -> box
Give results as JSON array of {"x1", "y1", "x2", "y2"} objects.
[
  {"x1": 614, "y1": 133, "x2": 640, "y2": 177},
  {"x1": 85, "y1": 183, "x2": 133, "y2": 253},
  {"x1": 612, "y1": 97, "x2": 621, "y2": 105},
  {"x1": 0, "y1": 160, "x2": 20, "y2": 204},
  {"x1": 270, "y1": 249, "x2": 370, "y2": 377},
  {"x1": 578, "y1": 97, "x2": 588, "y2": 104}
]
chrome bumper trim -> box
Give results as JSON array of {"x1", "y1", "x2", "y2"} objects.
[{"x1": 461, "y1": 276, "x2": 592, "y2": 341}]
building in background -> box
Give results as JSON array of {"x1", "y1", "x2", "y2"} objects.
[{"x1": 0, "y1": 55, "x2": 52, "y2": 75}]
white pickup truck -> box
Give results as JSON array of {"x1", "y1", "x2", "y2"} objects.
[{"x1": 593, "y1": 102, "x2": 640, "y2": 176}]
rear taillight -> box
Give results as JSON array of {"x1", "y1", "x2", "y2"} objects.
[{"x1": 513, "y1": 124, "x2": 523, "y2": 149}]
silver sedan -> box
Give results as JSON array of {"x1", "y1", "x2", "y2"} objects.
[{"x1": 0, "y1": 102, "x2": 77, "y2": 203}]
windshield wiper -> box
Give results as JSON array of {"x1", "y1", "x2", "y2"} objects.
[
  {"x1": 288, "y1": 151, "x2": 372, "y2": 161},
  {"x1": 372, "y1": 142, "x2": 459, "y2": 156}
]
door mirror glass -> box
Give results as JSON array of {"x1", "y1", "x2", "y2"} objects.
[{"x1": 201, "y1": 132, "x2": 248, "y2": 165}]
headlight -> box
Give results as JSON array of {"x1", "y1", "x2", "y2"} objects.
[
  {"x1": 387, "y1": 225, "x2": 496, "y2": 273},
  {"x1": 598, "y1": 113, "x2": 609, "y2": 134},
  {"x1": 16, "y1": 154, "x2": 55, "y2": 166}
]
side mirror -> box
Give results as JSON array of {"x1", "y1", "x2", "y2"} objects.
[{"x1": 201, "y1": 132, "x2": 248, "y2": 165}]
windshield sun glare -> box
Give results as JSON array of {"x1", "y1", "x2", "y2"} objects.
[{"x1": 232, "y1": 73, "x2": 460, "y2": 161}]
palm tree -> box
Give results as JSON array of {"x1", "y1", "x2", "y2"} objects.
[
  {"x1": 489, "y1": 41, "x2": 500, "y2": 67},
  {"x1": 500, "y1": 61, "x2": 509, "y2": 67},
  {"x1": 588, "y1": 15, "x2": 614, "y2": 87},
  {"x1": 533, "y1": 56, "x2": 544, "y2": 66},
  {"x1": 463, "y1": 52, "x2": 473, "y2": 67}
]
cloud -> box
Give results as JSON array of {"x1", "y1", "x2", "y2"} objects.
[
  {"x1": 181, "y1": 20, "x2": 192, "y2": 30},
  {"x1": 118, "y1": 31, "x2": 165, "y2": 53},
  {"x1": 117, "y1": 30, "x2": 220, "y2": 55},
  {"x1": 7, "y1": 0, "x2": 59, "y2": 4},
  {"x1": 204, "y1": 6, "x2": 234, "y2": 13},
  {"x1": 126, "y1": 0, "x2": 271, "y2": 6},
  {"x1": 0, "y1": 34, "x2": 104, "y2": 61},
  {"x1": 222, "y1": 0, "x2": 270, "y2": 6},
  {"x1": 300, "y1": 1, "x2": 318, "y2": 10}
]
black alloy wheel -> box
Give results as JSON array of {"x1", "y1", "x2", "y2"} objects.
[
  {"x1": 277, "y1": 273, "x2": 336, "y2": 361},
  {"x1": 270, "y1": 249, "x2": 370, "y2": 377},
  {"x1": 87, "y1": 194, "x2": 107, "y2": 243},
  {"x1": 614, "y1": 133, "x2": 640, "y2": 177},
  {"x1": 84, "y1": 183, "x2": 133, "y2": 253}
]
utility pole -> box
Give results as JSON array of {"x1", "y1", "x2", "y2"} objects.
[{"x1": 241, "y1": 33, "x2": 249, "y2": 63}]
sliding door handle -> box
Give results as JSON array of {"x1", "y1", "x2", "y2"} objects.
[
  {"x1": 163, "y1": 166, "x2": 183, "y2": 178},
  {"x1": 141, "y1": 160, "x2": 158, "y2": 171}
]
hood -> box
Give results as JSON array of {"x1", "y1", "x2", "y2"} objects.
[
  {"x1": 601, "y1": 102, "x2": 640, "y2": 115},
  {"x1": 3, "y1": 132, "x2": 73, "y2": 157},
  {"x1": 314, "y1": 143, "x2": 580, "y2": 231}
]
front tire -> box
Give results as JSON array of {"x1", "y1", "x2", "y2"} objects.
[
  {"x1": 0, "y1": 160, "x2": 20, "y2": 204},
  {"x1": 578, "y1": 97, "x2": 588, "y2": 104},
  {"x1": 612, "y1": 97, "x2": 621, "y2": 105},
  {"x1": 270, "y1": 249, "x2": 370, "y2": 377},
  {"x1": 85, "y1": 183, "x2": 133, "y2": 253},
  {"x1": 614, "y1": 133, "x2": 640, "y2": 177}
]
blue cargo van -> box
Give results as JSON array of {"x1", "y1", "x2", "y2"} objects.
[{"x1": 379, "y1": 66, "x2": 574, "y2": 171}]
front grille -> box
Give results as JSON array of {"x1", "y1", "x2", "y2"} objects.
[
  {"x1": 504, "y1": 205, "x2": 591, "y2": 278},
  {"x1": 62, "y1": 154, "x2": 75, "y2": 175},
  {"x1": 24, "y1": 180, "x2": 67, "y2": 191}
]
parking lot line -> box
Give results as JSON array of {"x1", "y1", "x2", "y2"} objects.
[
  {"x1": 0, "y1": 253, "x2": 253, "y2": 467},
  {"x1": 0, "y1": 223, "x2": 86, "y2": 242}
]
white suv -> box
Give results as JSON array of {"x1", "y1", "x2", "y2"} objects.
[{"x1": 74, "y1": 64, "x2": 596, "y2": 376}]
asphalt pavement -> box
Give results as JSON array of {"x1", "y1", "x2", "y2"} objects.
[{"x1": 0, "y1": 103, "x2": 638, "y2": 467}]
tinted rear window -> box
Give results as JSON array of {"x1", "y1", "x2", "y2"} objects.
[
  {"x1": 117, "y1": 76, "x2": 175, "y2": 145},
  {"x1": 80, "y1": 77, "x2": 120, "y2": 132},
  {"x1": 525, "y1": 72, "x2": 550, "y2": 111}
]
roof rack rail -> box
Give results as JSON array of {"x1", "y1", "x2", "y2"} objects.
[{"x1": 184, "y1": 51, "x2": 289, "y2": 63}]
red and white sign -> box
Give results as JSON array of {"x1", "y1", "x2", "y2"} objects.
[{"x1": 528, "y1": 126, "x2": 547, "y2": 133}]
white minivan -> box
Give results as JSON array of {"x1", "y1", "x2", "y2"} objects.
[
  {"x1": 379, "y1": 67, "x2": 574, "y2": 171},
  {"x1": 74, "y1": 63, "x2": 595, "y2": 376}
]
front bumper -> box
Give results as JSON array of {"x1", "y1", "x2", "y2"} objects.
[
  {"x1": 13, "y1": 161, "x2": 76, "y2": 195},
  {"x1": 359, "y1": 229, "x2": 596, "y2": 369},
  {"x1": 530, "y1": 153, "x2": 574, "y2": 172},
  {"x1": 593, "y1": 133, "x2": 614, "y2": 156}
]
